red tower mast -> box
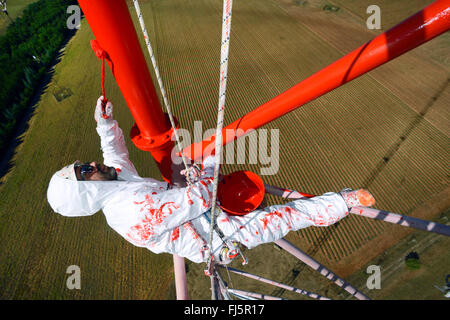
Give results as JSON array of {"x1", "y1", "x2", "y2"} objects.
[{"x1": 78, "y1": 0, "x2": 177, "y2": 183}]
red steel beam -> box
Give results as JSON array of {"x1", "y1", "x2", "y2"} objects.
[
  {"x1": 77, "y1": 0, "x2": 176, "y2": 182},
  {"x1": 183, "y1": 0, "x2": 450, "y2": 161}
]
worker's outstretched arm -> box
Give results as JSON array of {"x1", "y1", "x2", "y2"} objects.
[{"x1": 94, "y1": 96, "x2": 138, "y2": 175}]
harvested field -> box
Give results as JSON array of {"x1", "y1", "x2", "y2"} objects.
[{"x1": 0, "y1": 0, "x2": 448, "y2": 299}]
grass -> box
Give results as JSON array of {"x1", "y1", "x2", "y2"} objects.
[{"x1": 0, "y1": 0, "x2": 448, "y2": 299}]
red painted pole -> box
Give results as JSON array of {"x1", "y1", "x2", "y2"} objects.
[
  {"x1": 77, "y1": 0, "x2": 176, "y2": 182},
  {"x1": 183, "y1": 0, "x2": 450, "y2": 161}
]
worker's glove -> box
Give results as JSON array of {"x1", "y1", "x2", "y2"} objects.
[{"x1": 94, "y1": 96, "x2": 113, "y2": 125}]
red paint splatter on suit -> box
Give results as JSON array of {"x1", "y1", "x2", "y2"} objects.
[
  {"x1": 186, "y1": 187, "x2": 195, "y2": 205},
  {"x1": 199, "y1": 179, "x2": 213, "y2": 208},
  {"x1": 171, "y1": 227, "x2": 180, "y2": 242},
  {"x1": 185, "y1": 177, "x2": 214, "y2": 208},
  {"x1": 260, "y1": 210, "x2": 283, "y2": 230},
  {"x1": 127, "y1": 194, "x2": 180, "y2": 245},
  {"x1": 220, "y1": 217, "x2": 230, "y2": 223}
]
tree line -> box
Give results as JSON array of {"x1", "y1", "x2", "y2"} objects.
[{"x1": 0, "y1": 0, "x2": 78, "y2": 154}]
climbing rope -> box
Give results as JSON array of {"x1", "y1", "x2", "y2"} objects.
[
  {"x1": 133, "y1": 0, "x2": 236, "y2": 299},
  {"x1": 205, "y1": 0, "x2": 234, "y2": 293},
  {"x1": 132, "y1": 0, "x2": 194, "y2": 184}
]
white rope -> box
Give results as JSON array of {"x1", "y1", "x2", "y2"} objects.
[
  {"x1": 206, "y1": 0, "x2": 234, "y2": 276},
  {"x1": 133, "y1": 0, "x2": 235, "y2": 297},
  {"x1": 132, "y1": 0, "x2": 192, "y2": 181}
]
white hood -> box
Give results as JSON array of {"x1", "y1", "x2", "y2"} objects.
[{"x1": 47, "y1": 173, "x2": 128, "y2": 217}]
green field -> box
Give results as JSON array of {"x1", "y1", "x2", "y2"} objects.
[{"x1": 0, "y1": 0, "x2": 448, "y2": 299}]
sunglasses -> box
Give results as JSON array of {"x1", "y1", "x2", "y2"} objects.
[{"x1": 75, "y1": 163, "x2": 95, "y2": 181}]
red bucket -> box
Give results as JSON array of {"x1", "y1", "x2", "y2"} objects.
[{"x1": 217, "y1": 171, "x2": 265, "y2": 216}]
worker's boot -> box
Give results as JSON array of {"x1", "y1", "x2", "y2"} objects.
[{"x1": 340, "y1": 188, "x2": 375, "y2": 208}]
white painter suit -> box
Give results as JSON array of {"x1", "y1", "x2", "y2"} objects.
[{"x1": 47, "y1": 98, "x2": 351, "y2": 264}]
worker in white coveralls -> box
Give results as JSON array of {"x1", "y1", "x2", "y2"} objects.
[{"x1": 47, "y1": 97, "x2": 376, "y2": 264}]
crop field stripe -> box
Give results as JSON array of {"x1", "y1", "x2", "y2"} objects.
[
  {"x1": 160, "y1": 10, "x2": 211, "y2": 127},
  {"x1": 324, "y1": 228, "x2": 346, "y2": 260},
  {"x1": 311, "y1": 228, "x2": 337, "y2": 259},
  {"x1": 296, "y1": 88, "x2": 408, "y2": 192},
  {"x1": 405, "y1": 124, "x2": 450, "y2": 166},
  {"x1": 379, "y1": 126, "x2": 449, "y2": 196},
  {"x1": 299, "y1": 228, "x2": 315, "y2": 246},
  {"x1": 306, "y1": 114, "x2": 366, "y2": 188},
  {"x1": 323, "y1": 94, "x2": 393, "y2": 161},
  {"x1": 337, "y1": 225, "x2": 356, "y2": 258},
  {"x1": 298, "y1": 109, "x2": 359, "y2": 188},
  {"x1": 338, "y1": 220, "x2": 358, "y2": 254},
  {"x1": 289, "y1": 105, "x2": 395, "y2": 257},
  {"x1": 151, "y1": 1, "x2": 196, "y2": 125},
  {"x1": 230, "y1": 2, "x2": 337, "y2": 90},
  {"x1": 317, "y1": 231, "x2": 340, "y2": 261},
  {"x1": 319, "y1": 229, "x2": 343, "y2": 261},
  {"x1": 350, "y1": 216, "x2": 378, "y2": 247},
  {"x1": 299, "y1": 228, "x2": 316, "y2": 246},
  {"x1": 229, "y1": 22, "x2": 293, "y2": 90},
  {"x1": 348, "y1": 219, "x2": 368, "y2": 250},
  {"x1": 333, "y1": 224, "x2": 355, "y2": 258},
  {"x1": 290, "y1": 118, "x2": 338, "y2": 192},
  {"x1": 301, "y1": 111, "x2": 345, "y2": 188},
  {"x1": 239, "y1": 1, "x2": 342, "y2": 82},
  {"x1": 352, "y1": 214, "x2": 381, "y2": 241}
]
